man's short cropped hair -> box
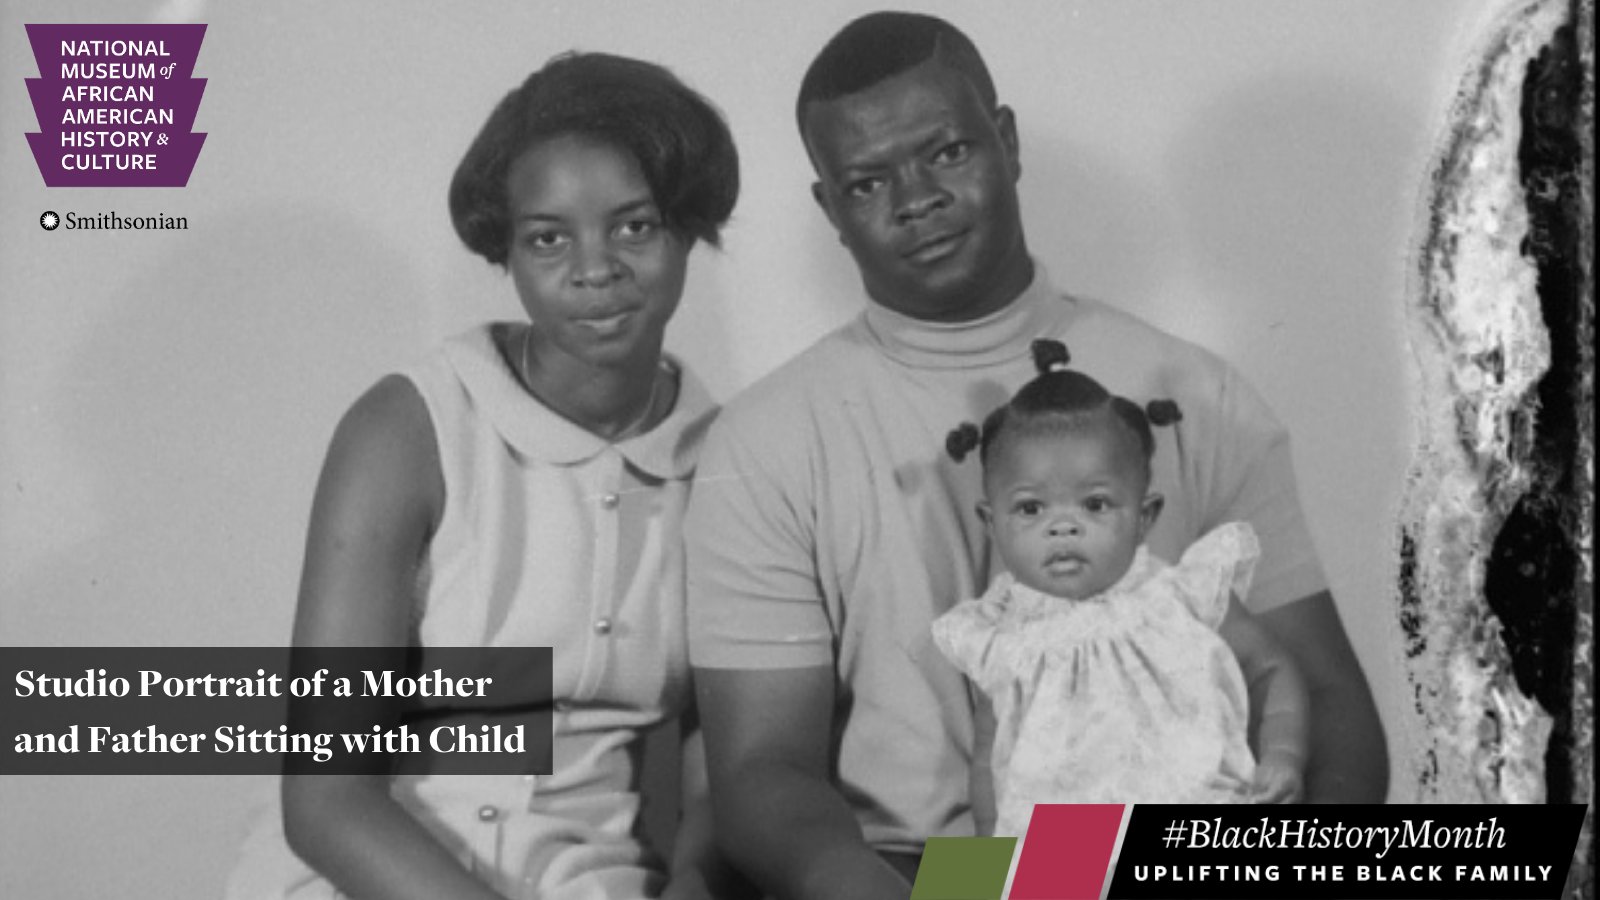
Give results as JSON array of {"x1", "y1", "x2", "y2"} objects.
[
  {"x1": 450, "y1": 51, "x2": 739, "y2": 266},
  {"x1": 795, "y1": 11, "x2": 997, "y2": 136}
]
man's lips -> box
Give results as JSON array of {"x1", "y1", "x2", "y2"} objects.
[{"x1": 902, "y1": 229, "x2": 968, "y2": 262}]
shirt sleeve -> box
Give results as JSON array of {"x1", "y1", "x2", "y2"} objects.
[
  {"x1": 1202, "y1": 366, "x2": 1329, "y2": 613},
  {"x1": 685, "y1": 408, "x2": 834, "y2": 670}
]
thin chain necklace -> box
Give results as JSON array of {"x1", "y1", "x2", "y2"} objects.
[{"x1": 520, "y1": 325, "x2": 660, "y2": 440}]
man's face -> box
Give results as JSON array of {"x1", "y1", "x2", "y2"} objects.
[{"x1": 803, "y1": 59, "x2": 1032, "y2": 323}]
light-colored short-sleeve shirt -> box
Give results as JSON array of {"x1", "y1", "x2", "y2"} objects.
[{"x1": 685, "y1": 268, "x2": 1325, "y2": 852}]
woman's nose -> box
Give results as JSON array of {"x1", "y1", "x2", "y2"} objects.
[{"x1": 570, "y1": 240, "x2": 623, "y2": 287}]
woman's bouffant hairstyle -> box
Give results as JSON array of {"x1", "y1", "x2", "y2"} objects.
[
  {"x1": 947, "y1": 339, "x2": 1182, "y2": 472},
  {"x1": 450, "y1": 52, "x2": 740, "y2": 266}
]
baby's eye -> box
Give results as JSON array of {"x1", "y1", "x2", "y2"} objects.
[
  {"x1": 932, "y1": 141, "x2": 971, "y2": 165},
  {"x1": 1014, "y1": 500, "x2": 1044, "y2": 517},
  {"x1": 1083, "y1": 496, "x2": 1113, "y2": 514}
]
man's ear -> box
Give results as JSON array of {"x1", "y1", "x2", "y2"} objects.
[
  {"x1": 810, "y1": 180, "x2": 843, "y2": 235},
  {"x1": 1139, "y1": 492, "x2": 1164, "y2": 536},
  {"x1": 993, "y1": 104, "x2": 1021, "y2": 181}
]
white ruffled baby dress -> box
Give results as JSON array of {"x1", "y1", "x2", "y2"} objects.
[{"x1": 932, "y1": 523, "x2": 1261, "y2": 837}]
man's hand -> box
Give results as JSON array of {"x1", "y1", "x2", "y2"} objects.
[{"x1": 1256, "y1": 591, "x2": 1388, "y2": 802}]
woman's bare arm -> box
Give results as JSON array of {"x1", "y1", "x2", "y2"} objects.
[{"x1": 282, "y1": 376, "x2": 505, "y2": 900}]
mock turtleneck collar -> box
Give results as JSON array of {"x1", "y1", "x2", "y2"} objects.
[{"x1": 860, "y1": 262, "x2": 1071, "y2": 370}]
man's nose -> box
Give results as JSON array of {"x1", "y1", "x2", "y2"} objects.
[{"x1": 893, "y1": 169, "x2": 951, "y2": 223}]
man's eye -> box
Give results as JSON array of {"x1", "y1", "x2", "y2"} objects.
[
  {"x1": 933, "y1": 141, "x2": 971, "y2": 165},
  {"x1": 846, "y1": 177, "x2": 882, "y2": 199}
]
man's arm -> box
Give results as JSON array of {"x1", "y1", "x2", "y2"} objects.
[
  {"x1": 695, "y1": 666, "x2": 911, "y2": 900},
  {"x1": 664, "y1": 710, "x2": 761, "y2": 900},
  {"x1": 968, "y1": 691, "x2": 998, "y2": 835},
  {"x1": 1255, "y1": 590, "x2": 1388, "y2": 802}
]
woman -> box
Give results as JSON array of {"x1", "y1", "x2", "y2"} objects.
[{"x1": 227, "y1": 52, "x2": 739, "y2": 900}]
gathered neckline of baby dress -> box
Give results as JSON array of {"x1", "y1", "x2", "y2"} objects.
[
  {"x1": 991, "y1": 547, "x2": 1190, "y2": 652},
  {"x1": 999, "y1": 547, "x2": 1160, "y2": 612}
]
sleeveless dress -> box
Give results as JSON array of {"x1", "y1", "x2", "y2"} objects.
[
  {"x1": 931, "y1": 523, "x2": 1260, "y2": 837},
  {"x1": 225, "y1": 324, "x2": 717, "y2": 899}
]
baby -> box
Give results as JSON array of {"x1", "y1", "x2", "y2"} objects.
[{"x1": 933, "y1": 338, "x2": 1309, "y2": 837}]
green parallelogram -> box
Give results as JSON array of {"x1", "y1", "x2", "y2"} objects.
[{"x1": 910, "y1": 836, "x2": 1018, "y2": 900}]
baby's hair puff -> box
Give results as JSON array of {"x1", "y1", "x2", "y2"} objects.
[
  {"x1": 946, "y1": 339, "x2": 1182, "y2": 471},
  {"x1": 450, "y1": 51, "x2": 740, "y2": 267}
]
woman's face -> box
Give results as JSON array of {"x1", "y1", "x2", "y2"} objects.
[{"x1": 505, "y1": 134, "x2": 689, "y2": 370}]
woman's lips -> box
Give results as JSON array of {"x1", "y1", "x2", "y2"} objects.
[{"x1": 576, "y1": 309, "x2": 636, "y2": 337}]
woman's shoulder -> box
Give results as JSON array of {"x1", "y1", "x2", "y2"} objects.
[
  {"x1": 319, "y1": 374, "x2": 444, "y2": 522},
  {"x1": 658, "y1": 353, "x2": 719, "y2": 429}
]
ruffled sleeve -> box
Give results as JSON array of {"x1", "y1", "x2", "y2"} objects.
[
  {"x1": 1166, "y1": 522, "x2": 1261, "y2": 628},
  {"x1": 931, "y1": 577, "x2": 1013, "y2": 689}
]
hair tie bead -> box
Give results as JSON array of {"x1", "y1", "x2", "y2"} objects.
[
  {"x1": 946, "y1": 422, "x2": 981, "y2": 462},
  {"x1": 1146, "y1": 399, "x2": 1183, "y2": 427},
  {"x1": 1029, "y1": 339, "x2": 1071, "y2": 375}
]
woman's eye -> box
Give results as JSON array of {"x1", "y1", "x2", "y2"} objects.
[
  {"x1": 617, "y1": 218, "x2": 659, "y2": 240},
  {"x1": 523, "y1": 230, "x2": 567, "y2": 252}
]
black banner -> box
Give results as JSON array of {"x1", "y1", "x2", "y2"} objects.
[
  {"x1": 1106, "y1": 804, "x2": 1587, "y2": 899},
  {"x1": 2, "y1": 646, "x2": 553, "y2": 775}
]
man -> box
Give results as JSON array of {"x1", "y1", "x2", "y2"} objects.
[{"x1": 687, "y1": 12, "x2": 1388, "y2": 899}]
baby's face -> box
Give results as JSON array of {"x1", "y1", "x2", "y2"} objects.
[{"x1": 980, "y1": 426, "x2": 1159, "y2": 599}]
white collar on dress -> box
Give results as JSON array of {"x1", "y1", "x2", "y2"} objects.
[{"x1": 440, "y1": 323, "x2": 716, "y2": 479}]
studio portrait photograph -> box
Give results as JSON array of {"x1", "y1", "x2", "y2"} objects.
[{"x1": 1, "y1": 1, "x2": 1590, "y2": 898}]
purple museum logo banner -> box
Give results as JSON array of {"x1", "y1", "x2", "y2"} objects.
[{"x1": 24, "y1": 23, "x2": 207, "y2": 187}]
